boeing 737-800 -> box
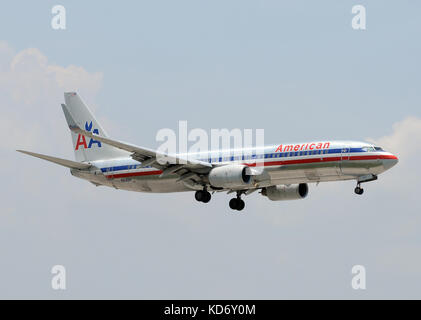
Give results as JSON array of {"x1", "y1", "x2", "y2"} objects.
[{"x1": 18, "y1": 92, "x2": 398, "y2": 211}]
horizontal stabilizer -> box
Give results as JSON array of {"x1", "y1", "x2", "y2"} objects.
[{"x1": 17, "y1": 150, "x2": 91, "y2": 170}]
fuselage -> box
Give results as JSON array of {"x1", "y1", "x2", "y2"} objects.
[{"x1": 71, "y1": 140, "x2": 398, "y2": 193}]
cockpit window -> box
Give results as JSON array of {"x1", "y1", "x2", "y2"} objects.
[{"x1": 362, "y1": 146, "x2": 384, "y2": 152}]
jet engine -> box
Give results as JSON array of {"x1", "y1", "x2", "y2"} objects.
[
  {"x1": 208, "y1": 165, "x2": 252, "y2": 189},
  {"x1": 262, "y1": 183, "x2": 308, "y2": 201}
]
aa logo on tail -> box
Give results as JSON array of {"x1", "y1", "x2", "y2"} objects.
[{"x1": 75, "y1": 121, "x2": 102, "y2": 150}]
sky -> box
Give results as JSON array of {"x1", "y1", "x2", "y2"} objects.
[{"x1": 1, "y1": 0, "x2": 421, "y2": 299}]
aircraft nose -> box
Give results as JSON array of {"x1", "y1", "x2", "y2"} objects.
[{"x1": 383, "y1": 155, "x2": 399, "y2": 171}]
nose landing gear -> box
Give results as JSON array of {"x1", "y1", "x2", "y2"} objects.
[
  {"x1": 354, "y1": 174, "x2": 377, "y2": 195},
  {"x1": 354, "y1": 183, "x2": 364, "y2": 195}
]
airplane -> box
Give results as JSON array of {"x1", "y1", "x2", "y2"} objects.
[{"x1": 18, "y1": 92, "x2": 399, "y2": 211}]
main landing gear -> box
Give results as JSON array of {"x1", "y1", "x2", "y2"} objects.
[
  {"x1": 354, "y1": 183, "x2": 364, "y2": 195},
  {"x1": 195, "y1": 189, "x2": 246, "y2": 211},
  {"x1": 195, "y1": 189, "x2": 211, "y2": 203},
  {"x1": 229, "y1": 192, "x2": 245, "y2": 211}
]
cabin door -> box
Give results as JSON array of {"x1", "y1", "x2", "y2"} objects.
[{"x1": 340, "y1": 147, "x2": 351, "y2": 174}]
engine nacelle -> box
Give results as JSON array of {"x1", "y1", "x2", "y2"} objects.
[
  {"x1": 208, "y1": 165, "x2": 251, "y2": 188},
  {"x1": 262, "y1": 183, "x2": 309, "y2": 201}
]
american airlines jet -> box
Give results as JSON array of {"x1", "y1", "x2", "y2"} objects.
[{"x1": 18, "y1": 92, "x2": 398, "y2": 211}]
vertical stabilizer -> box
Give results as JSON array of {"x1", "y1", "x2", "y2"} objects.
[{"x1": 62, "y1": 92, "x2": 128, "y2": 162}]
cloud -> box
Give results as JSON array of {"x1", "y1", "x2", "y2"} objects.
[
  {"x1": 48, "y1": 65, "x2": 103, "y2": 99},
  {"x1": 367, "y1": 116, "x2": 421, "y2": 160},
  {"x1": 1, "y1": 45, "x2": 102, "y2": 106},
  {"x1": 365, "y1": 117, "x2": 421, "y2": 197},
  {"x1": 0, "y1": 42, "x2": 103, "y2": 153},
  {"x1": 0, "y1": 41, "x2": 14, "y2": 71}
]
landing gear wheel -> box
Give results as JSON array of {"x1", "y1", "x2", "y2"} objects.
[
  {"x1": 202, "y1": 191, "x2": 211, "y2": 203},
  {"x1": 236, "y1": 199, "x2": 245, "y2": 211},
  {"x1": 195, "y1": 190, "x2": 212, "y2": 203},
  {"x1": 354, "y1": 186, "x2": 364, "y2": 195},
  {"x1": 195, "y1": 190, "x2": 203, "y2": 202},
  {"x1": 229, "y1": 198, "x2": 245, "y2": 211},
  {"x1": 229, "y1": 198, "x2": 239, "y2": 210}
]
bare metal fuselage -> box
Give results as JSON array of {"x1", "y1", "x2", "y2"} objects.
[{"x1": 71, "y1": 141, "x2": 398, "y2": 193}]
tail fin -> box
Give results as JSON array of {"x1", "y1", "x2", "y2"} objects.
[{"x1": 62, "y1": 92, "x2": 128, "y2": 162}]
